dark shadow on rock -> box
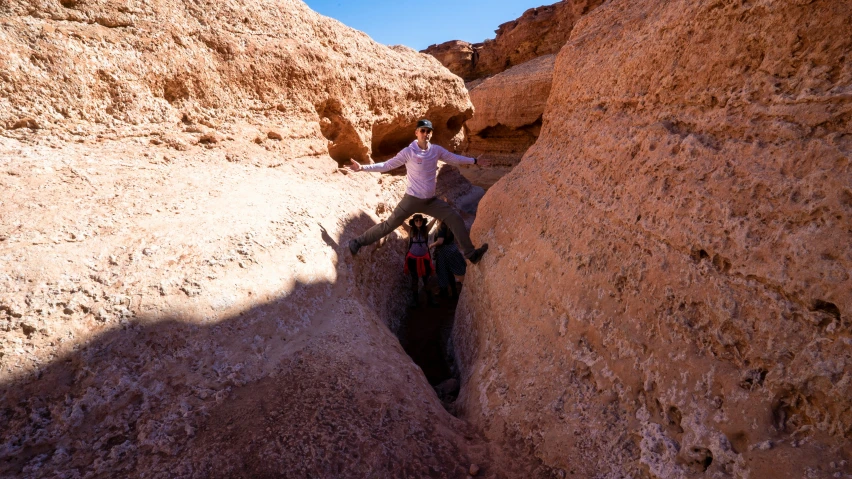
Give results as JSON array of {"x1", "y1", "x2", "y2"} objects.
[
  {"x1": 397, "y1": 279, "x2": 461, "y2": 388},
  {"x1": 0, "y1": 213, "x2": 480, "y2": 479},
  {"x1": 319, "y1": 224, "x2": 338, "y2": 249}
]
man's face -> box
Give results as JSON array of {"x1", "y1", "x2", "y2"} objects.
[{"x1": 415, "y1": 127, "x2": 433, "y2": 141}]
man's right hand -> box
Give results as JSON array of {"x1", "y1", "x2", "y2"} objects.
[{"x1": 346, "y1": 159, "x2": 361, "y2": 172}]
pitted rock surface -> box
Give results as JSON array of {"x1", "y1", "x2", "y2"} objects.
[
  {"x1": 0, "y1": 0, "x2": 472, "y2": 163},
  {"x1": 422, "y1": 0, "x2": 602, "y2": 82},
  {"x1": 456, "y1": 0, "x2": 852, "y2": 477},
  {"x1": 0, "y1": 1, "x2": 536, "y2": 478}
]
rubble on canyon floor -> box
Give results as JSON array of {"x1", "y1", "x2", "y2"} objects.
[{"x1": 457, "y1": 0, "x2": 852, "y2": 477}]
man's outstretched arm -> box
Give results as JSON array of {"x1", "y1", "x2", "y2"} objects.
[
  {"x1": 346, "y1": 159, "x2": 362, "y2": 172},
  {"x1": 438, "y1": 147, "x2": 491, "y2": 167},
  {"x1": 346, "y1": 151, "x2": 408, "y2": 173}
]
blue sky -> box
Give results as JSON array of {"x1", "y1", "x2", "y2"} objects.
[{"x1": 302, "y1": 0, "x2": 554, "y2": 51}]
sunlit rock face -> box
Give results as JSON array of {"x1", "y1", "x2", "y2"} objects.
[
  {"x1": 461, "y1": 54, "x2": 555, "y2": 187},
  {"x1": 0, "y1": 0, "x2": 472, "y2": 163},
  {"x1": 423, "y1": 0, "x2": 603, "y2": 188},
  {"x1": 456, "y1": 0, "x2": 852, "y2": 477},
  {"x1": 0, "y1": 1, "x2": 524, "y2": 477},
  {"x1": 422, "y1": 0, "x2": 603, "y2": 82}
]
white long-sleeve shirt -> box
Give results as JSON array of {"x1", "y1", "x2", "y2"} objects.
[{"x1": 360, "y1": 140, "x2": 475, "y2": 199}]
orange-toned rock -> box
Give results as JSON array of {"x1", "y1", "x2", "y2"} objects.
[
  {"x1": 424, "y1": 1, "x2": 602, "y2": 188},
  {"x1": 465, "y1": 54, "x2": 554, "y2": 137},
  {"x1": 460, "y1": 54, "x2": 555, "y2": 187},
  {"x1": 423, "y1": 0, "x2": 602, "y2": 82},
  {"x1": 0, "y1": 0, "x2": 472, "y2": 164},
  {"x1": 422, "y1": 40, "x2": 477, "y2": 81},
  {"x1": 7, "y1": 118, "x2": 39, "y2": 130},
  {"x1": 0, "y1": 1, "x2": 522, "y2": 478},
  {"x1": 458, "y1": 0, "x2": 852, "y2": 477}
]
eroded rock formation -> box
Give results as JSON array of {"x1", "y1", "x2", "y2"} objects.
[
  {"x1": 462, "y1": 54, "x2": 555, "y2": 188},
  {"x1": 424, "y1": 0, "x2": 602, "y2": 188},
  {"x1": 422, "y1": 40, "x2": 478, "y2": 84},
  {"x1": 0, "y1": 1, "x2": 526, "y2": 477},
  {"x1": 457, "y1": 0, "x2": 852, "y2": 477},
  {"x1": 422, "y1": 0, "x2": 602, "y2": 82},
  {"x1": 0, "y1": 0, "x2": 472, "y2": 164}
]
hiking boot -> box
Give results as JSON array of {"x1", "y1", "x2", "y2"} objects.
[
  {"x1": 348, "y1": 239, "x2": 361, "y2": 256},
  {"x1": 467, "y1": 243, "x2": 489, "y2": 264}
]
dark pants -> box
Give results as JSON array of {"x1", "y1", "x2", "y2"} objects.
[{"x1": 356, "y1": 194, "x2": 475, "y2": 257}]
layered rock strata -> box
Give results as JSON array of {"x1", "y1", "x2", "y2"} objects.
[
  {"x1": 0, "y1": 0, "x2": 472, "y2": 164},
  {"x1": 457, "y1": 0, "x2": 852, "y2": 477},
  {"x1": 461, "y1": 54, "x2": 555, "y2": 188},
  {"x1": 0, "y1": 1, "x2": 529, "y2": 477},
  {"x1": 422, "y1": 0, "x2": 602, "y2": 82},
  {"x1": 424, "y1": 1, "x2": 603, "y2": 188}
]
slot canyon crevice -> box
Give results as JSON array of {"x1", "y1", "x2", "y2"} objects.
[{"x1": 2, "y1": 0, "x2": 850, "y2": 478}]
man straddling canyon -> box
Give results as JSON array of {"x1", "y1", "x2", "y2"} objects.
[{"x1": 345, "y1": 119, "x2": 490, "y2": 264}]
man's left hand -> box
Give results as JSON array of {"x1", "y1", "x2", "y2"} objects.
[{"x1": 476, "y1": 155, "x2": 491, "y2": 167}]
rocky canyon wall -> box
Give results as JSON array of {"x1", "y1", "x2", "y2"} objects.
[
  {"x1": 457, "y1": 0, "x2": 852, "y2": 477},
  {"x1": 0, "y1": 1, "x2": 528, "y2": 477},
  {"x1": 0, "y1": 0, "x2": 472, "y2": 163},
  {"x1": 424, "y1": 0, "x2": 603, "y2": 188},
  {"x1": 422, "y1": 0, "x2": 602, "y2": 82},
  {"x1": 461, "y1": 54, "x2": 555, "y2": 188}
]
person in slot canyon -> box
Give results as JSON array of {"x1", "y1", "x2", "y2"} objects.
[
  {"x1": 429, "y1": 219, "x2": 466, "y2": 299},
  {"x1": 345, "y1": 119, "x2": 489, "y2": 264},
  {"x1": 401, "y1": 214, "x2": 438, "y2": 309}
]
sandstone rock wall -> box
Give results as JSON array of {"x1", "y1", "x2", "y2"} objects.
[
  {"x1": 422, "y1": 0, "x2": 602, "y2": 82},
  {"x1": 461, "y1": 54, "x2": 555, "y2": 188},
  {"x1": 0, "y1": 0, "x2": 472, "y2": 163},
  {"x1": 0, "y1": 1, "x2": 529, "y2": 477},
  {"x1": 456, "y1": 0, "x2": 852, "y2": 477},
  {"x1": 0, "y1": 142, "x2": 496, "y2": 476},
  {"x1": 424, "y1": 1, "x2": 603, "y2": 188}
]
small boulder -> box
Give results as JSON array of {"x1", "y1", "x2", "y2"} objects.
[
  {"x1": 9, "y1": 118, "x2": 39, "y2": 130},
  {"x1": 20, "y1": 320, "x2": 38, "y2": 338},
  {"x1": 199, "y1": 132, "x2": 223, "y2": 144}
]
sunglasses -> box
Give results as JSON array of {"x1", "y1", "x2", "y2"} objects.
[{"x1": 417, "y1": 128, "x2": 433, "y2": 134}]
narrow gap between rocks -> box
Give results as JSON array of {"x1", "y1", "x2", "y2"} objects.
[{"x1": 395, "y1": 275, "x2": 463, "y2": 413}]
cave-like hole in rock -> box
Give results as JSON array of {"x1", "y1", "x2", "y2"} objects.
[
  {"x1": 475, "y1": 116, "x2": 542, "y2": 141},
  {"x1": 371, "y1": 122, "x2": 417, "y2": 161},
  {"x1": 445, "y1": 113, "x2": 466, "y2": 133},
  {"x1": 371, "y1": 110, "x2": 470, "y2": 162},
  {"x1": 693, "y1": 447, "x2": 713, "y2": 472},
  {"x1": 666, "y1": 406, "x2": 684, "y2": 433},
  {"x1": 316, "y1": 99, "x2": 369, "y2": 167},
  {"x1": 812, "y1": 299, "x2": 841, "y2": 320}
]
